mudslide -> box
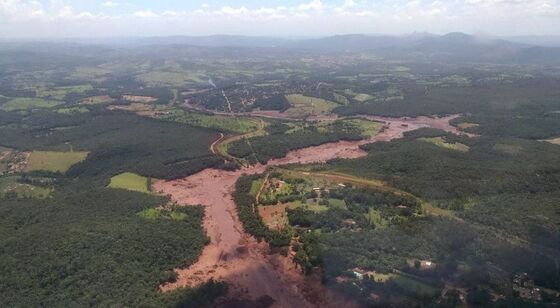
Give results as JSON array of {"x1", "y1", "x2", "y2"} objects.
[{"x1": 153, "y1": 115, "x2": 465, "y2": 307}]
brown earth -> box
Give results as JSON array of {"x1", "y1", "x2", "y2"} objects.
[{"x1": 153, "y1": 114, "x2": 466, "y2": 307}]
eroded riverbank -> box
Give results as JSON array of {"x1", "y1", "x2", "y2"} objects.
[{"x1": 153, "y1": 114, "x2": 465, "y2": 307}]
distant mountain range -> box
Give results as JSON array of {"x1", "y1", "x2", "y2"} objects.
[
  {"x1": 126, "y1": 32, "x2": 560, "y2": 64},
  {"x1": 3, "y1": 32, "x2": 560, "y2": 64}
]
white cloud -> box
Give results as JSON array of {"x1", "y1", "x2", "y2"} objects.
[
  {"x1": 132, "y1": 10, "x2": 159, "y2": 18},
  {"x1": 102, "y1": 1, "x2": 118, "y2": 8},
  {"x1": 1, "y1": 0, "x2": 560, "y2": 37}
]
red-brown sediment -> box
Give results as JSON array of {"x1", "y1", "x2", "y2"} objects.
[{"x1": 153, "y1": 114, "x2": 465, "y2": 307}]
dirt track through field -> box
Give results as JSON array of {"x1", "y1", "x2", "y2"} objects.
[{"x1": 153, "y1": 114, "x2": 465, "y2": 307}]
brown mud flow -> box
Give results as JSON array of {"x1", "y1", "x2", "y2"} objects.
[{"x1": 153, "y1": 115, "x2": 465, "y2": 307}]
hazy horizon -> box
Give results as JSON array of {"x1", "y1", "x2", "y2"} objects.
[{"x1": 1, "y1": 0, "x2": 560, "y2": 38}]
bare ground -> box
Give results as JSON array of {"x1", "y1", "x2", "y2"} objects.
[{"x1": 153, "y1": 114, "x2": 465, "y2": 307}]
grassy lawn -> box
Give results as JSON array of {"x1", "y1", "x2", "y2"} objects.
[
  {"x1": 137, "y1": 208, "x2": 187, "y2": 221},
  {"x1": 354, "y1": 93, "x2": 375, "y2": 102},
  {"x1": 342, "y1": 118, "x2": 383, "y2": 138},
  {"x1": 109, "y1": 172, "x2": 151, "y2": 193},
  {"x1": 26, "y1": 151, "x2": 89, "y2": 173},
  {"x1": 371, "y1": 272, "x2": 439, "y2": 297},
  {"x1": 1, "y1": 98, "x2": 64, "y2": 111},
  {"x1": 285, "y1": 94, "x2": 339, "y2": 117},
  {"x1": 391, "y1": 275, "x2": 440, "y2": 297},
  {"x1": 328, "y1": 198, "x2": 347, "y2": 209},
  {"x1": 159, "y1": 110, "x2": 259, "y2": 134},
  {"x1": 136, "y1": 71, "x2": 205, "y2": 87},
  {"x1": 419, "y1": 137, "x2": 469, "y2": 152},
  {"x1": 249, "y1": 178, "x2": 264, "y2": 197}
]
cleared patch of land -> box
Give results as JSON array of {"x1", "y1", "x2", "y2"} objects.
[
  {"x1": 26, "y1": 151, "x2": 89, "y2": 173},
  {"x1": 1, "y1": 98, "x2": 63, "y2": 111},
  {"x1": 158, "y1": 110, "x2": 260, "y2": 134},
  {"x1": 122, "y1": 95, "x2": 157, "y2": 103},
  {"x1": 544, "y1": 137, "x2": 560, "y2": 145},
  {"x1": 457, "y1": 122, "x2": 479, "y2": 130},
  {"x1": 0, "y1": 176, "x2": 52, "y2": 199},
  {"x1": 285, "y1": 94, "x2": 339, "y2": 117},
  {"x1": 354, "y1": 93, "x2": 375, "y2": 102},
  {"x1": 137, "y1": 207, "x2": 187, "y2": 221},
  {"x1": 136, "y1": 71, "x2": 205, "y2": 87},
  {"x1": 419, "y1": 137, "x2": 469, "y2": 152},
  {"x1": 108, "y1": 172, "x2": 151, "y2": 193},
  {"x1": 80, "y1": 95, "x2": 115, "y2": 105}
]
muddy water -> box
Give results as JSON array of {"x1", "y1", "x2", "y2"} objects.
[{"x1": 153, "y1": 115, "x2": 464, "y2": 307}]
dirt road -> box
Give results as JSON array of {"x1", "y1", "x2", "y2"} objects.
[{"x1": 153, "y1": 114, "x2": 465, "y2": 307}]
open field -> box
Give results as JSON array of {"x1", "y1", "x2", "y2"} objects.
[
  {"x1": 158, "y1": 110, "x2": 260, "y2": 134},
  {"x1": 36, "y1": 84, "x2": 93, "y2": 100},
  {"x1": 371, "y1": 272, "x2": 440, "y2": 297},
  {"x1": 544, "y1": 137, "x2": 560, "y2": 145},
  {"x1": 26, "y1": 151, "x2": 89, "y2": 173},
  {"x1": 80, "y1": 95, "x2": 115, "y2": 105},
  {"x1": 419, "y1": 137, "x2": 470, "y2": 152},
  {"x1": 109, "y1": 172, "x2": 151, "y2": 193},
  {"x1": 343, "y1": 118, "x2": 383, "y2": 138},
  {"x1": 122, "y1": 95, "x2": 157, "y2": 103},
  {"x1": 1, "y1": 98, "x2": 63, "y2": 111},
  {"x1": 457, "y1": 122, "x2": 479, "y2": 130},
  {"x1": 136, "y1": 71, "x2": 205, "y2": 87},
  {"x1": 137, "y1": 207, "x2": 188, "y2": 221},
  {"x1": 285, "y1": 94, "x2": 339, "y2": 117}
]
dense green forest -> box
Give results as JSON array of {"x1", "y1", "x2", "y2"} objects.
[
  {"x1": 0, "y1": 106, "x2": 226, "y2": 305},
  {"x1": 301, "y1": 129, "x2": 560, "y2": 304}
]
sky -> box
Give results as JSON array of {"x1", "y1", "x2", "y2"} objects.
[{"x1": 1, "y1": 0, "x2": 560, "y2": 38}]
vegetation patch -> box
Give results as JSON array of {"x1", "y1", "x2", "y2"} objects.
[
  {"x1": 419, "y1": 137, "x2": 469, "y2": 152},
  {"x1": 80, "y1": 95, "x2": 115, "y2": 105},
  {"x1": 138, "y1": 207, "x2": 188, "y2": 221},
  {"x1": 26, "y1": 151, "x2": 89, "y2": 173},
  {"x1": 122, "y1": 95, "x2": 157, "y2": 103},
  {"x1": 493, "y1": 142, "x2": 523, "y2": 155},
  {"x1": 457, "y1": 122, "x2": 479, "y2": 130},
  {"x1": 354, "y1": 93, "x2": 375, "y2": 102},
  {"x1": 157, "y1": 109, "x2": 259, "y2": 134},
  {"x1": 56, "y1": 107, "x2": 89, "y2": 114},
  {"x1": 108, "y1": 172, "x2": 151, "y2": 194},
  {"x1": 1, "y1": 98, "x2": 64, "y2": 111},
  {"x1": 285, "y1": 94, "x2": 339, "y2": 117},
  {"x1": 136, "y1": 71, "x2": 205, "y2": 87},
  {"x1": 36, "y1": 84, "x2": 93, "y2": 100},
  {"x1": 0, "y1": 176, "x2": 52, "y2": 199}
]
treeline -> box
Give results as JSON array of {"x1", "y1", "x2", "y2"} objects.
[
  {"x1": 233, "y1": 174, "x2": 291, "y2": 247},
  {"x1": 228, "y1": 121, "x2": 364, "y2": 164}
]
